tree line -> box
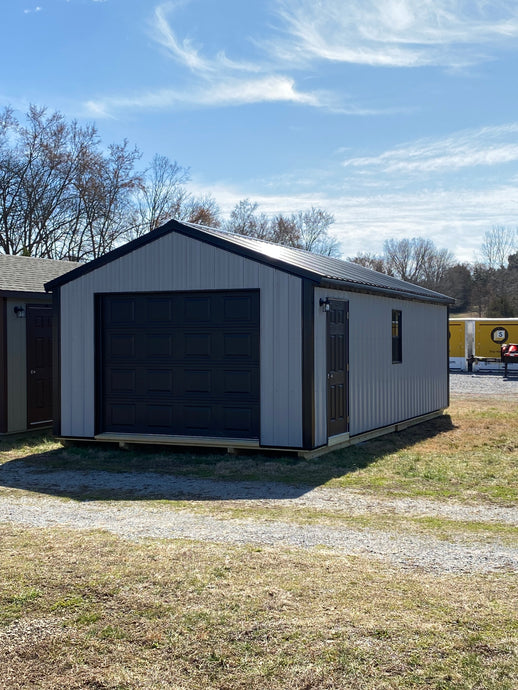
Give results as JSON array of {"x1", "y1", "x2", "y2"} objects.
[
  {"x1": 0, "y1": 105, "x2": 337, "y2": 261},
  {"x1": 2, "y1": 105, "x2": 518, "y2": 316},
  {"x1": 348, "y1": 229, "x2": 518, "y2": 317}
]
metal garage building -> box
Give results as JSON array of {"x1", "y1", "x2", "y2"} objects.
[
  {"x1": 45, "y1": 220, "x2": 453, "y2": 456},
  {"x1": 0, "y1": 254, "x2": 78, "y2": 435}
]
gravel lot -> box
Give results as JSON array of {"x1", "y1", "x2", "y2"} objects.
[
  {"x1": 450, "y1": 371, "x2": 518, "y2": 397},
  {"x1": 0, "y1": 371, "x2": 516, "y2": 575}
]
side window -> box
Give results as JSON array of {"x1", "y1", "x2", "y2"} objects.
[{"x1": 392, "y1": 310, "x2": 402, "y2": 363}]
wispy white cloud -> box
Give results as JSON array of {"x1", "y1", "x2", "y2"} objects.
[
  {"x1": 153, "y1": 2, "x2": 262, "y2": 74},
  {"x1": 83, "y1": 0, "x2": 518, "y2": 116},
  {"x1": 270, "y1": 0, "x2": 518, "y2": 68},
  {"x1": 23, "y1": 6, "x2": 42, "y2": 14},
  {"x1": 342, "y1": 123, "x2": 518, "y2": 174},
  {"x1": 84, "y1": 75, "x2": 328, "y2": 117},
  {"x1": 189, "y1": 177, "x2": 518, "y2": 263},
  {"x1": 84, "y1": 1, "x2": 337, "y2": 115}
]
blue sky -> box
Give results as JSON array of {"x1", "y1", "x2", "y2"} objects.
[{"x1": 3, "y1": 0, "x2": 518, "y2": 262}]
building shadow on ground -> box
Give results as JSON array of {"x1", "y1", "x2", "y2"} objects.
[{"x1": 0, "y1": 414, "x2": 455, "y2": 502}]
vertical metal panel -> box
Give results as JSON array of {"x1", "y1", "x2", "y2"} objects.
[
  {"x1": 315, "y1": 287, "x2": 448, "y2": 439},
  {"x1": 59, "y1": 232, "x2": 303, "y2": 447}
]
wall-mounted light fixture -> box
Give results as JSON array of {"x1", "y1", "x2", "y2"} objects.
[
  {"x1": 319, "y1": 297, "x2": 330, "y2": 312},
  {"x1": 13, "y1": 306, "x2": 26, "y2": 319}
]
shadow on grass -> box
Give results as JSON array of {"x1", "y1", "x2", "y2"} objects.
[{"x1": 0, "y1": 414, "x2": 455, "y2": 501}]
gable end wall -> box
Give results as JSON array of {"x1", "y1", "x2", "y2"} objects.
[{"x1": 59, "y1": 232, "x2": 303, "y2": 447}]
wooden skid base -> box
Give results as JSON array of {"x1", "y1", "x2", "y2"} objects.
[
  {"x1": 58, "y1": 410, "x2": 445, "y2": 459},
  {"x1": 296, "y1": 410, "x2": 444, "y2": 459}
]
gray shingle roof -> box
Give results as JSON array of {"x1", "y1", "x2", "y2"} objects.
[
  {"x1": 0, "y1": 254, "x2": 80, "y2": 296},
  {"x1": 45, "y1": 219, "x2": 454, "y2": 305}
]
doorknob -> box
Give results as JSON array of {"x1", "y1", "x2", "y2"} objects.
[{"x1": 30, "y1": 369, "x2": 36, "y2": 375}]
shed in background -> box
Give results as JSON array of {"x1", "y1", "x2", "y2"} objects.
[{"x1": 0, "y1": 255, "x2": 78, "y2": 434}]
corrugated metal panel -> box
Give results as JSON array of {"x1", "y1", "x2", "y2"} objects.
[
  {"x1": 181, "y1": 224, "x2": 451, "y2": 302},
  {"x1": 47, "y1": 220, "x2": 454, "y2": 305},
  {"x1": 314, "y1": 287, "x2": 448, "y2": 440},
  {"x1": 59, "y1": 232, "x2": 303, "y2": 447}
]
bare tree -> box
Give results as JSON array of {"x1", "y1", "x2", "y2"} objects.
[
  {"x1": 181, "y1": 193, "x2": 221, "y2": 227},
  {"x1": 348, "y1": 252, "x2": 386, "y2": 273},
  {"x1": 295, "y1": 207, "x2": 339, "y2": 256},
  {"x1": 224, "y1": 199, "x2": 271, "y2": 240},
  {"x1": 132, "y1": 154, "x2": 190, "y2": 236},
  {"x1": 0, "y1": 105, "x2": 141, "y2": 260},
  {"x1": 225, "y1": 200, "x2": 340, "y2": 257},
  {"x1": 480, "y1": 225, "x2": 517, "y2": 269},
  {"x1": 383, "y1": 237, "x2": 454, "y2": 289}
]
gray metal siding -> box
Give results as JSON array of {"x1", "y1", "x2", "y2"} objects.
[
  {"x1": 59, "y1": 232, "x2": 303, "y2": 447},
  {"x1": 314, "y1": 287, "x2": 448, "y2": 443}
]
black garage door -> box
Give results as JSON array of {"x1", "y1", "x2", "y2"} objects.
[{"x1": 98, "y1": 290, "x2": 260, "y2": 438}]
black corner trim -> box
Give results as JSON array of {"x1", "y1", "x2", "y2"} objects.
[
  {"x1": 302, "y1": 279, "x2": 316, "y2": 449},
  {"x1": 51, "y1": 289, "x2": 61, "y2": 437}
]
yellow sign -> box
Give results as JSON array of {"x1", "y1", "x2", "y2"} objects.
[
  {"x1": 475, "y1": 320, "x2": 518, "y2": 358},
  {"x1": 449, "y1": 320, "x2": 465, "y2": 358}
]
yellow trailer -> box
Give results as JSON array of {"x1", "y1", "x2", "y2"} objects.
[
  {"x1": 473, "y1": 319, "x2": 518, "y2": 372},
  {"x1": 449, "y1": 319, "x2": 467, "y2": 370}
]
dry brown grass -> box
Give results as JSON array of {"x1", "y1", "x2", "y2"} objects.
[{"x1": 0, "y1": 526, "x2": 517, "y2": 690}]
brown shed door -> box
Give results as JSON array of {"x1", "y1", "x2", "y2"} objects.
[
  {"x1": 26, "y1": 304, "x2": 53, "y2": 426},
  {"x1": 99, "y1": 291, "x2": 260, "y2": 438},
  {"x1": 327, "y1": 299, "x2": 349, "y2": 437}
]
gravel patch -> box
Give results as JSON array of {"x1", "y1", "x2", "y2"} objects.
[
  {"x1": 1, "y1": 465, "x2": 517, "y2": 526},
  {"x1": 450, "y1": 371, "x2": 518, "y2": 397},
  {"x1": 0, "y1": 494, "x2": 516, "y2": 574}
]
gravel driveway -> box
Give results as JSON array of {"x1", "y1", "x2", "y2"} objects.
[
  {"x1": 0, "y1": 372, "x2": 516, "y2": 575},
  {"x1": 450, "y1": 370, "x2": 518, "y2": 397}
]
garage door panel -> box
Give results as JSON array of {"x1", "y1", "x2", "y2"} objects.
[
  {"x1": 223, "y1": 294, "x2": 255, "y2": 322},
  {"x1": 107, "y1": 297, "x2": 136, "y2": 325},
  {"x1": 146, "y1": 297, "x2": 173, "y2": 323},
  {"x1": 99, "y1": 291, "x2": 260, "y2": 438},
  {"x1": 107, "y1": 369, "x2": 136, "y2": 394},
  {"x1": 145, "y1": 333, "x2": 174, "y2": 357},
  {"x1": 145, "y1": 369, "x2": 173, "y2": 393},
  {"x1": 183, "y1": 296, "x2": 212, "y2": 322}
]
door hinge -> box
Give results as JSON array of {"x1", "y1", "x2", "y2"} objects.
[{"x1": 346, "y1": 363, "x2": 349, "y2": 372}]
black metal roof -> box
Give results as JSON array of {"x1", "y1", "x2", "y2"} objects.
[
  {"x1": 0, "y1": 254, "x2": 80, "y2": 298},
  {"x1": 45, "y1": 219, "x2": 454, "y2": 305}
]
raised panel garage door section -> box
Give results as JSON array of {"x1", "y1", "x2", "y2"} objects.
[{"x1": 99, "y1": 290, "x2": 260, "y2": 438}]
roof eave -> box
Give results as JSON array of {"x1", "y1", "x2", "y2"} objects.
[
  {"x1": 0, "y1": 289, "x2": 48, "y2": 299},
  {"x1": 42, "y1": 219, "x2": 454, "y2": 305},
  {"x1": 320, "y1": 278, "x2": 455, "y2": 305}
]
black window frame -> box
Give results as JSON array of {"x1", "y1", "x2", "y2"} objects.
[{"x1": 392, "y1": 310, "x2": 402, "y2": 363}]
